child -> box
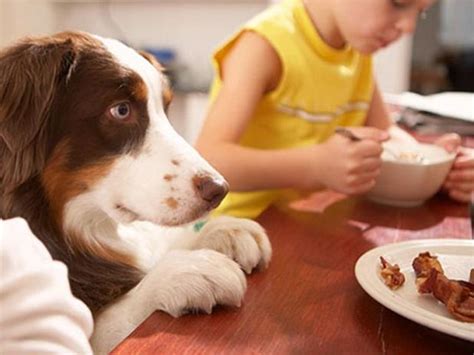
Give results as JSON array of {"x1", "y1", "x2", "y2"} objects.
[{"x1": 195, "y1": 0, "x2": 474, "y2": 219}]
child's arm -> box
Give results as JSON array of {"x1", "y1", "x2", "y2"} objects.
[
  {"x1": 365, "y1": 84, "x2": 393, "y2": 130},
  {"x1": 196, "y1": 31, "x2": 308, "y2": 191},
  {"x1": 196, "y1": 32, "x2": 387, "y2": 195}
]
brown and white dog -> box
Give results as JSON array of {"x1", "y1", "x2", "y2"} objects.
[{"x1": 0, "y1": 31, "x2": 271, "y2": 353}]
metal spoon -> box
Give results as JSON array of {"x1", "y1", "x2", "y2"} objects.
[{"x1": 334, "y1": 127, "x2": 399, "y2": 159}]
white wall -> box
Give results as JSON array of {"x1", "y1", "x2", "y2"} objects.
[
  {"x1": 374, "y1": 36, "x2": 413, "y2": 94},
  {"x1": 52, "y1": 1, "x2": 267, "y2": 91},
  {"x1": 0, "y1": 1, "x2": 4, "y2": 47},
  {"x1": 441, "y1": 0, "x2": 474, "y2": 47},
  {"x1": 0, "y1": 0, "x2": 55, "y2": 47}
]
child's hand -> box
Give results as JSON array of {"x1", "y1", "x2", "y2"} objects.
[
  {"x1": 310, "y1": 127, "x2": 389, "y2": 195},
  {"x1": 435, "y1": 134, "x2": 474, "y2": 203},
  {"x1": 444, "y1": 147, "x2": 474, "y2": 203},
  {"x1": 434, "y1": 133, "x2": 462, "y2": 153}
]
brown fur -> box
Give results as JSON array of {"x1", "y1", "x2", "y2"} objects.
[
  {"x1": 139, "y1": 50, "x2": 173, "y2": 110},
  {"x1": 41, "y1": 140, "x2": 136, "y2": 267},
  {"x1": 0, "y1": 35, "x2": 77, "y2": 199}
]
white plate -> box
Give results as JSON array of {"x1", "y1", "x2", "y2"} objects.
[{"x1": 355, "y1": 239, "x2": 474, "y2": 342}]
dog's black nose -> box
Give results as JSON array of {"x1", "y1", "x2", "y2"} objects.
[{"x1": 193, "y1": 175, "x2": 229, "y2": 208}]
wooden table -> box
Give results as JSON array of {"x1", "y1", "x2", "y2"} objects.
[{"x1": 112, "y1": 191, "x2": 473, "y2": 354}]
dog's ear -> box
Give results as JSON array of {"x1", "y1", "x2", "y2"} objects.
[
  {"x1": 139, "y1": 50, "x2": 173, "y2": 112},
  {"x1": 0, "y1": 36, "x2": 77, "y2": 190}
]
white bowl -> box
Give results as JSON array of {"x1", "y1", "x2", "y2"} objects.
[{"x1": 367, "y1": 143, "x2": 456, "y2": 207}]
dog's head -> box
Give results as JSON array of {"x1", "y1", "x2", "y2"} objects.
[{"x1": 0, "y1": 31, "x2": 227, "y2": 230}]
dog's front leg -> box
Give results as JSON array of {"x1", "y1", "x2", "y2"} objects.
[
  {"x1": 91, "y1": 249, "x2": 246, "y2": 354},
  {"x1": 90, "y1": 283, "x2": 153, "y2": 355}
]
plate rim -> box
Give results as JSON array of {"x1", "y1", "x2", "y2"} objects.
[{"x1": 355, "y1": 238, "x2": 474, "y2": 342}]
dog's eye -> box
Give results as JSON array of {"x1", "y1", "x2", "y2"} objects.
[{"x1": 110, "y1": 102, "x2": 131, "y2": 120}]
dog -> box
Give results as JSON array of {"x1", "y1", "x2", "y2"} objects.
[{"x1": 0, "y1": 31, "x2": 272, "y2": 353}]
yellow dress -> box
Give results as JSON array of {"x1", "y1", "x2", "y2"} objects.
[{"x1": 209, "y1": 0, "x2": 374, "y2": 219}]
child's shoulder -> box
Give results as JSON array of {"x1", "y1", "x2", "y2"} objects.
[{"x1": 214, "y1": 0, "x2": 300, "y2": 66}]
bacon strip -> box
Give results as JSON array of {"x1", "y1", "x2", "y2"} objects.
[{"x1": 413, "y1": 252, "x2": 474, "y2": 323}]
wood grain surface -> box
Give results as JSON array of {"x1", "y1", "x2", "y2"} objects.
[{"x1": 112, "y1": 192, "x2": 473, "y2": 354}]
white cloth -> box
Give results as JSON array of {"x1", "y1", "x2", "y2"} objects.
[{"x1": 0, "y1": 218, "x2": 94, "y2": 355}]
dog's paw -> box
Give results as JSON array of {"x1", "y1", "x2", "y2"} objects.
[
  {"x1": 194, "y1": 216, "x2": 272, "y2": 274},
  {"x1": 147, "y1": 249, "x2": 246, "y2": 317}
]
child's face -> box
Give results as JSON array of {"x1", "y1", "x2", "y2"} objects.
[{"x1": 332, "y1": 0, "x2": 435, "y2": 54}]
